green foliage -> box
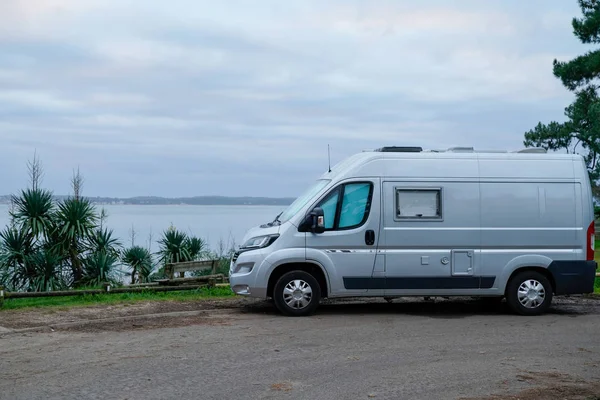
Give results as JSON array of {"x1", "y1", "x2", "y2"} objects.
[
  {"x1": 158, "y1": 227, "x2": 191, "y2": 264},
  {"x1": 0, "y1": 224, "x2": 68, "y2": 292},
  {"x1": 1, "y1": 286, "x2": 235, "y2": 310},
  {"x1": 572, "y1": 0, "x2": 600, "y2": 44},
  {"x1": 81, "y1": 251, "x2": 120, "y2": 287},
  {"x1": 53, "y1": 197, "x2": 98, "y2": 283},
  {"x1": 0, "y1": 226, "x2": 30, "y2": 270},
  {"x1": 185, "y1": 236, "x2": 206, "y2": 260},
  {"x1": 0, "y1": 156, "x2": 115, "y2": 291},
  {"x1": 524, "y1": 1, "x2": 600, "y2": 184},
  {"x1": 88, "y1": 228, "x2": 121, "y2": 257},
  {"x1": 0, "y1": 226, "x2": 33, "y2": 291},
  {"x1": 25, "y1": 249, "x2": 68, "y2": 292},
  {"x1": 1, "y1": 155, "x2": 227, "y2": 293},
  {"x1": 55, "y1": 197, "x2": 98, "y2": 243},
  {"x1": 157, "y1": 226, "x2": 207, "y2": 266},
  {"x1": 9, "y1": 188, "x2": 54, "y2": 238},
  {"x1": 122, "y1": 246, "x2": 154, "y2": 284}
]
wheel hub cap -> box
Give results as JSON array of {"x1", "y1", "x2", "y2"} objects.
[
  {"x1": 517, "y1": 279, "x2": 546, "y2": 309},
  {"x1": 283, "y1": 280, "x2": 312, "y2": 310}
]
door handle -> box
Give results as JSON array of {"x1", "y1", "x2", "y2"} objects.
[{"x1": 365, "y1": 230, "x2": 375, "y2": 246}]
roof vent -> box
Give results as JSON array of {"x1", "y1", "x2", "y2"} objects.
[
  {"x1": 447, "y1": 147, "x2": 474, "y2": 152},
  {"x1": 374, "y1": 146, "x2": 423, "y2": 153},
  {"x1": 514, "y1": 148, "x2": 547, "y2": 154}
]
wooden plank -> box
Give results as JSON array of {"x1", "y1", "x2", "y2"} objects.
[
  {"x1": 6, "y1": 289, "x2": 105, "y2": 298},
  {"x1": 128, "y1": 282, "x2": 160, "y2": 288},
  {"x1": 3, "y1": 285, "x2": 210, "y2": 299},
  {"x1": 165, "y1": 259, "x2": 219, "y2": 279},
  {"x1": 168, "y1": 260, "x2": 217, "y2": 268},
  {"x1": 156, "y1": 274, "x2": 225, "y2": 286}
]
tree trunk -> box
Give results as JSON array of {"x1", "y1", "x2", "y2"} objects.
[
  {"x1": 69, "y1": 245, "x2": 82, "y2": 285},
  {"x1": 131, "y1": 267, "x2": 137, "y2": 285}
]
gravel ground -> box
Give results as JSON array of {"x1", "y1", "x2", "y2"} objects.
[{"x1": 1, "y1": 296, "x2": 600, "y2": 400}]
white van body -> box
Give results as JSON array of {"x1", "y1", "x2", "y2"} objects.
[{"x1": 230, "y1": 146, "x2": 597, "y2": 316}]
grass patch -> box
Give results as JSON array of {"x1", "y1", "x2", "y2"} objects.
[
  {"x1": 1, "y1": 286, "x2": 234, "y2": 311},
  {"x1": 595, "y1": 277, "x2": 600, "y2": 294}
]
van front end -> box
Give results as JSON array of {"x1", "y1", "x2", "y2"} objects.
[{"x1": 229, "y1": 232, "x2": 279, "y2": 299}]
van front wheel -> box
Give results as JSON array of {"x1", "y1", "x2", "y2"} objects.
[
  {"x1": 506, "y1": 271, "x2": 553, "y2": 316},
  {"x1": 273, "y1": 271, "x2": 321, "y2": 316}
]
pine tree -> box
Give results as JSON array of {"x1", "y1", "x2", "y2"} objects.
[{"x1": 524, "y1": 1, "x2": 600, "y2": 188}]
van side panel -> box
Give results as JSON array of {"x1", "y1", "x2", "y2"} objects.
[
  {"x1": 478, "y1": 157, "x2": 585, "y2": 293},
  {"x1": 382, "y1": 179, "x2": 481, "y2": 276},
  {"x1": 380, "y1": 157, "x2": 483, "y2": 294}
]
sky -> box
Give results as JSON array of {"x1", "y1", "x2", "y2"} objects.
[{"x1": 0, "y1": 0, "x2": 591, "y2": 198}]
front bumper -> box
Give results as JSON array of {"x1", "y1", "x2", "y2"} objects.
[{"x1": 228, "y1": 249, "x2": 269, "y2": 299}]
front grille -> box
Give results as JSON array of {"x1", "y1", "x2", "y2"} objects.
[{"x1": 232, "y1": 251, "x2": 241, "y2": 263}]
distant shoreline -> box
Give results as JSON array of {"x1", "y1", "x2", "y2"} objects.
[{"x1": 0, "y1": 195, "x2": 295, "y2": 207}]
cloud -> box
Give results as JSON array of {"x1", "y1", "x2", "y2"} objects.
[
  {"x1": 0, "y1": 0, "x2": 588, "y2": 197},
  {"x1": 0, "y1": 90, "x2": 80, "y2": 110}
]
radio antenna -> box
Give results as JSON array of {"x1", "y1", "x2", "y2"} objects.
[{"x1": 327, "y1": 144, "x2": 331, "y2": 172}]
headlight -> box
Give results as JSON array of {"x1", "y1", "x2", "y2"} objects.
[{"x1": 240, "y1": 234, "x2": 279, "y2": 250}]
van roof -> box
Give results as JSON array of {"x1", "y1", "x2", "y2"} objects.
[
  {"x1": 371, "y1": 146, "x2": 549, "y2": 154},
  {"x1": 320, "y1": 146, "x2": 584, "y2": 181}
]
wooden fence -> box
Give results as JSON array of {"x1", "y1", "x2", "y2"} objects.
[
  {"x1": 0, "y1": 270, "x2": 228, "y2": 307},
  {"x1": 164, "y1": 259, "x2": 220, "y2": 279}
]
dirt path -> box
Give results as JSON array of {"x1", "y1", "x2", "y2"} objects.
[
  {"x1": 1, "y1": 295, "x2": 599, "y2": 333},
  {"x1": 1, "y1": 296, "x2": 600, "y2": 400},
  {"x1": 0, "y1": 297, "x2": 258, "y2": 332}
]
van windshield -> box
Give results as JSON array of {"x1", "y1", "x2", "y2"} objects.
[{"x1": 278, "y1": 179, "x2": 331, "y2": 223}]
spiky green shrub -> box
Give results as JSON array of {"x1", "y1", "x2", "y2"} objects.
[
  {"x1": 25, "y1": 249, "x2": 68, "y2": 292},
  {"x1": 122, "y1": 246, "x2": 154, "y2": 284},
  {"x1": 88, "y1": 228, "x2": 121, "y2": 257},
  {"x1": 10, "y1": 188, "x2": 54, "y2": 238},
  {"x1": 54, "y1": 197, "x2": 98, "y2": 283},
  {"x1": 158, "y1": 227, "x2": 191, "y2": 265},
  {"x1": 81, "y1": 251, "x2": 120, "y2": 287}
]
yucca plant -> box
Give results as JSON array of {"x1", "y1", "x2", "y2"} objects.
[
  {"x1": 10, "y1": 188, "x2": 54, "y2": 239},
  {"x1": 122, "y1": 246, "x2": 154, "y2": 284},
  {"x1": 25, "y1": 248, "x2": 67, "y2": 292},
  {"x1": 88, "y1": 228, "x2": 122, "y2": 257},
  {"x1": 0, "y1": 226, "x2": 31, "y2": 270},
  {"x1": 81, "y1": 251, "x2": 119, "y2": 287},
  {"x1": 55, "y1": 198, "x2": 98, "y2": 242},
  {"x1": 0, "y1": 226, "x2": 34, "y2": 291},
  {"x1": 158, "y1": 228, "x2": 191, "y2": 265},
  {"x1": 185, "y1": 236, "x2": 206, "y2": 260},
  {"x1": 55, "y1": 197, "x2": 98, "y2": 284}
]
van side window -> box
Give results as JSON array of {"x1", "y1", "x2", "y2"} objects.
[
  {"x1": 319, "y1": 190, "x2": 339, "y2": 230},
  {"x1": 314, "y1": 182, "x2": 373, "y2": 231},
  {"x1": 396, "y1": 189, "x2": 442, "y2": 219},
  {"x1": 339, "y1": 183, "x2": 371, "y2": 229}
]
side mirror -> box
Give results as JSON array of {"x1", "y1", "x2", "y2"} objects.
[{"x1": 299, "y1": 207, "x2": 326, "y2": 234}]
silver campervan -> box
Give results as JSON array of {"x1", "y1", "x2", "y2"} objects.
[{"x1": 230, "y1": 146, "x2": 597, "y2": 316}]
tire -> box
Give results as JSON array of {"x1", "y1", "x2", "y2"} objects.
[
  {"x1": 505, "y1": 271, "x2": 553, "y2": 316},
  {"x1": 273, "y1": 271, "x2": 321, "y2": 316}
]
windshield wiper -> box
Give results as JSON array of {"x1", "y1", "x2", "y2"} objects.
[
  {"x1": 261, "y1": 211, "x2": 283, "y2": 228},
  {"x1": 271, "y1": 211, "x2": 283, "y2": 225}
]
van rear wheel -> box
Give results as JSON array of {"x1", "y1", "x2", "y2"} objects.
[
  {"x1": 506, "y1": 271, "x2": 553, "y2": 316},
  {"x1": 273, "y1": 271, "x2": 321, "y2": 316}
]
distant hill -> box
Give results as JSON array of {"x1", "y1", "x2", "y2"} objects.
[{"x1": 0, "y1": 194, "x2": 295, "y2": 206}]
